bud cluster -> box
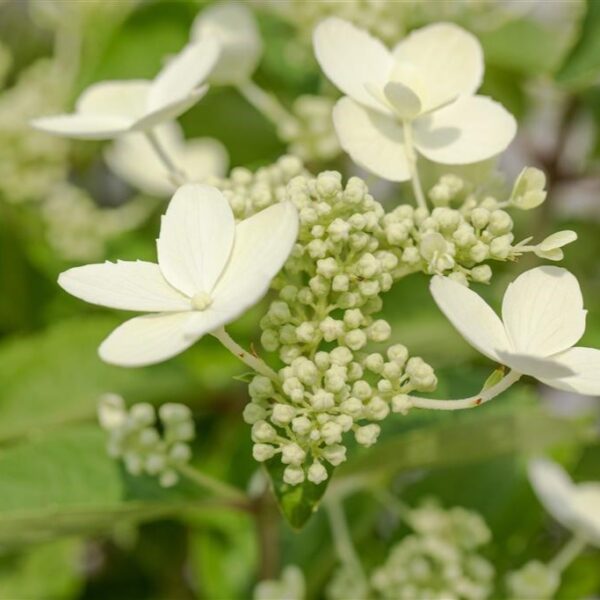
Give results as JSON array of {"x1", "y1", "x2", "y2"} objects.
[
  {"x1": 244, "y1": 171, "x2": 436, "y2": 485},
  {"x1": 370, "y1": 501, "x2": 495, "y2": 600},
  {"x1": 97, "y1": 394, "x2": 195, "y2": 488}
]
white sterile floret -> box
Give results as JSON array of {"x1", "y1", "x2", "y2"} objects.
[
  {"x1": 534, "y1": 230, "x2": 577, "y2": 261},
  {"x1": 58, "y1": 184, "x2": 298, "y2": 366},
  {"x1": 313, "y1": 18, "x2": 516, "y2": 181},
  {"x1": 105, "y1": 121, "x2": 228, "y2": 196},
  {"x1": 430, "y1": 266, "x2": 600, "y2": 395},
  {"x1": 510, "y1": 167, "x2": 547, "y2": 210},
  {"x1": 191, "y1": 2, "x2": 262, "y2": 85},
  {"x1": 528, "y1": 458, "x2": 600, "y2": 547},
  {"x1": 31, "y1": 38, "x2": 221, "y2": 139}
]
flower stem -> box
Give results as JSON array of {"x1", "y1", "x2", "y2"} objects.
[
  {"x1": 402, "y1": 120, "x2": 428, "y2": 212},
  {"x1": 145, "y1": 129, "x2": 188, "y2": 187},
  {"x1": 177, "y1": 462, "x2": 248, "y2": 506},
  {"x1": 212, "y1": 327, "x2": 278, "y2": 380},
  {"x1": 236, "y1": 80, "x2": 298, "y2": 129},
  {"x1": 549, "y1": 535, "x2": 587, "y2": 573},
  {"x1": 408, "y1": 370, "x2": 521, "y2": 411},
  {"x1": 326, "y1": 498, "x2": 368, "y2": 588}
]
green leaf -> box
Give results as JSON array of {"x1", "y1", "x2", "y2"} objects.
[
  {"x1": 265, "y1": 459, "x2": 333, "y2": 530},
  {"x1": 0, "y1": 424, "x2": 216, "y2": 546},
  {"x1": 0, "y1": 316, "x2": 197, "y2": 443},
  {"x1": 480, "y1": 19, "x2": 565, "y2": 75},
  {"x1": 337, "y1": 403, "x2": 591, "y2": 482},
  {"x1": 0, "y1": 538, "x2": 84, "y2": 599},
  {"x1": 556, "y1": 0, "x2": 600, "y2": 86}
]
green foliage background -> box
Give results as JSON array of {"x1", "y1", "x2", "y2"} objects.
[{"x1": 0, "y1": 0, "x2": 599, "y2": 598}]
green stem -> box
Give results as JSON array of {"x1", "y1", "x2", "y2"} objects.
[
  {"x1": 408, "y1": 370, "x2": 521, "y2": 411},
  {"x1": 145, "y1": 129, "x2": 188, "y2": 187},
  {"x1": 236, "y1": 80, "x2": 298, "y2": 128},
  {"x1": 326, "y1": 498, "x2": 368, "y2": 588},
  {"x1": 548, "y1": 535, "x2": 587, "y2": 573},
  {"x1": 402, "y1": 120, "x2": 428, "y2": 212},
  {"x1": 212, "y1": 327, "x2": 278, "y2": 380},
  {"x1": 177, "y1": 463, "x2": 248, "y2": 506}
]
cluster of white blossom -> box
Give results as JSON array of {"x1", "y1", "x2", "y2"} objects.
[
  {"x1": 0, "y1": 59, "x2": 70, "y2": 204},
  {"x1": 41, "y1": 183, "x2": 153, "y2": 261},
  {"x1": 253, "y1": 565, "x2": 305, "y2": 600},
  {"x1": 369, "y1": 502, "x2": 495, "y2": 600},
  {"x1": 278, "y1": 95, "x2": 340, "y2": 163},
  {"x1": 97, "y1": 395, "x2": 195, "y2": 488}
]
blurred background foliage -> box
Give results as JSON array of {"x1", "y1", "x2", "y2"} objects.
[{"x1": 0, "y1": 0, "x2": 599, "y2": 598}]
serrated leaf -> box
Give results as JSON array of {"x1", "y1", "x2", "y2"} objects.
[
  {"x1": 265, "y1": 459, "x2": 333, "y2": 530},
  {"x1": 556, "y1": 0, "x2": 600, "y2": 86}
]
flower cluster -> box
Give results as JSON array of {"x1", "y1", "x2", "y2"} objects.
[
  {"x1": 98, "y1": 394, "x2": 195, "y2": 488},
  {"x1": 370, "y1": 502, "x2": 494, "y2": 600},
  {"x1": 278, "y1": 95, "x2": 340, "y2": 163},
  {"x1": 244, "y1": 171, "x2": 438, "y2": 485},
  {"x1": 253, "y1": 565, "x2": 305, "y2": 600},
  {"x1": 505, "y1": 561, "x2": 559, "y2": 599}
]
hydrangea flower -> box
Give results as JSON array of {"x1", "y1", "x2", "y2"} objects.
[
  {"x1": 430, "y1": 266, "x2": 600, "y2": 395},
  {"x1": 313, "y1": 18, "x2": 516, "y2": 181},
  {"x1": 58, "y1": 184, "x2": 298, "y2": 366},
  {"x1": 104, "y1": 121, "x2": 229, "y2": 197},
  {"x1": 191, "y1": 2, "x2": 262, "y2": 85},
  {"x1": 31, "y1": 38, "x2": 220, "y2": 139},
  {"x1": 528, "y1": 458, "x2": 600, "y2": 547}
]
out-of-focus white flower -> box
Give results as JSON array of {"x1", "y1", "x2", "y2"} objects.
[
  {"x1": 104, "y1": 121, "x2": 228, "y2": 197},
  {"x1": 430, "y1": 266, "x2": 600, "y2": 395},
  {"x1": 58, "y1": 184, "x2": 298, "y2": 366},
  {"x1": 253, "y1": 565, "x2": 305, "y2": 600},
  {"x1": 313, "y1": 18, "x2": 516, "y2": 181},
  {"x1": 528, "y1": 458, "x2": 600, "y2": 547},
  {"x1": 31, "y1": 38, "x2": 220, "y2": 139},
  {"x1": 191, "y1": 2, "x2": 262, "y2": 84}
]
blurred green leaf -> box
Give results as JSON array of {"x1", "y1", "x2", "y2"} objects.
[
  {"x1": 265, "y1": 459, "x2": 333, "y2": 530},
  {"x1": 556, "y1": 0, "x2": 600, "y2": 86},
  {"x1": 188, "y1": 508, "x2": 257, "y2": 599},
  {"x1": 0, "y1": 316, "x2": 199, "y2": 443},
  {"x1": 0, "y1": 538, "x2": 83, "y2": 600},
  {"x1": 0, "y1": 424, "x2": 218, "y2": 546},
  {"x1": 480, "y1": 19, "x2": 565, "y2": 75}
]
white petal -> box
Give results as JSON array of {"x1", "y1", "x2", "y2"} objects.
[
  {"x1": 76, "y1": 80, "x2": 151, "y2": 119},
  {"x1": 383, "y1": 81, "x2": 422, "y2": 119},
  {"x1": 538, "y1": 347, "x2": 600, "y2": 396},
  {"x1": 570, "y1": 484, "x2": 600, "y2": 546},
  {"x1": 501, "y1": 266, "x2": 586, "y2": 356},
  {"x1": 528, "y1": 459, "x2": 578, "y2": 531},
  {"x1": 191, "y1": 2, "x2": 262, "y2": 84},
  {"x1": 190, "y1": 202, "x2": 298, "y2": 334},
  {"x1": 58, "y1": 260, "x2": 190, "y2": 312},
  {"x1": 393, "y1": 22, "x2": 483, "y2": 113},
  {"x1": 413, "y1": 95, "x2": 517, "y2": 164},
  {"x1": 313, "y1": 17, "x2": 393, "y2": 112},
  {"x1": 332, "y1": 97, "x2": 410, "y2": 182},
  {"x1": 99, "y1": 313, "x2": 198, "y2": 367},
  {"x1": 539, "y1": 230, "x2": 577, "y2": 251},
  {"x1": 496, "y1": 350, "x2": 574, "y2": 380},
  {"x1": 429, "y1": 275, "x2": 511, "y2": 363},
  {"x1": 147, "y1": 39, "x2": 220, "y2": 112},
  {"x1": 30, "y1": 114, "x2": 132, "y2": 140},
  {"x1": 104, "y1": 122, "x2": 228, "y2": 197},
  {"x1": 157, "y1": 184, "x2": 235, "y2": 297}
]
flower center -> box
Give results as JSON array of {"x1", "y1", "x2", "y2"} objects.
[{"x1": 191, "y1": 292, "x2": 213, "y2": 311}]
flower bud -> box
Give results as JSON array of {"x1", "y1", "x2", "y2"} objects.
[
  {"x1": 307, "y1": 461, "x2": 328, "y2": 484},
  {"x1": 322, "y1": 444, "x2": 347, "y2": 466},
  {"x1": 281, "y1": 443, "x2": 306, "y2": 466},
  {"x1": 283, "y1": 465, "x2": 305, "y2": 485},
  {"x1": 252, "y1": 420, "x2": 277, "y2": 443},
  {"x1": 253, "y1": 443, "x2": 276, "y2": 462},
  {"x1": 355, "y1": 424, "x2": 381, "y2": 447},
  {"x1": 271, "y1": 403, "x2": 297, "y2": 426},
  {"x1": 291, "y1": 416, "x2": 312, "y2": 435},
  {"x1": 391, "y1": 394, "x2": 412, "y2": 414},
  {"x1": 368, "y1": 319, "x2": 391, "y2": 342}
]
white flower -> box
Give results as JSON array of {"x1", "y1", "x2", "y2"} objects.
[
  {"x1": 313, "y1": 18, "x2": 516, "y2": 181},
  {"x1": 31, "y1": 38, "x2": 220, "y2": 139},
  {"x1": 58, "y1": 184, "x2": 298, "y2": 366},
  {"x1": 430, "y1": 266, "x2": 600, "y2": 395},
  {"x1": 528, "y1": 458, "x2": 600, "y2": 547},
  {"x1": 104, "y1": 121, "x2": 228, "y2": 197},
  {"x1": 191, "y1": 2, "x2": 262, "y2": 85}
]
